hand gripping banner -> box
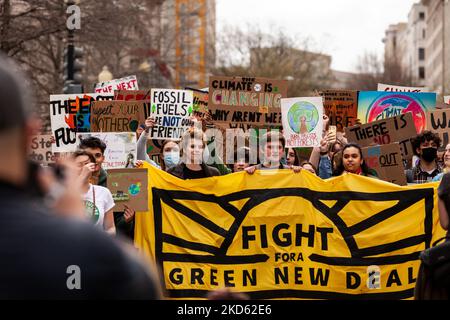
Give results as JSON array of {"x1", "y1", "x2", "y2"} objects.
[{"x1": 135, "y1": 164, "x2": 445, "y2": 299}]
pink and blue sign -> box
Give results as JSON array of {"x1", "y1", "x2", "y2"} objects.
[{"x1": 358, "y1": 91, "x2": 436, "y2": 132}]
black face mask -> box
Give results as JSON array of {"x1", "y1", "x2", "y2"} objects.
[{"x1": 421, "y1": 147, "x2": 438, "y2": 163}]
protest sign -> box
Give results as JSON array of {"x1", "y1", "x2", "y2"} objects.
[
  {"x1": 107, "y1": 168, "x2": 148, "y2": 211},
  {"x1": 318, "y1": 90, "x2": 357, "y2": 132},
  {"x1": 209, "y1": 105, "x2": 282, "y2": 131},
  {"x1": 345, "y1": 113, "x2": 417, "y2": 161},
  {"x1": 28, "y1": 134, "x2": 55, "y2": 165},
  {"x1": 186, "y1": 87, "x2": 209, "y2": 114},
  {"x1": 362, "y1": 143, "x2": 407, "y2": 185},
  {"x1": 426, "y1": 109, "x2": 450, "y2": 151},
  {"x1": 135, "y1": 164, "x2": 445, "y2": 299},
  {"x1": 209, "y1": 76, "x2": 288, "y2": 111},
  {"x1": 50, "y1": 93, "x2": 114, "y2": 152},
  {"x1": 114, "y1": 90, "x2": 149, "y2": 101},
  {"x1": 444, "y1": 96, "x2": 450, "y2": 104},
  {"x1": 281, "y1": 97, "x2": 323, "y2": 148},
  {"x1": 90, "y1": 100, "x2": 151, "y2": 132},
  {"x1": 377, "y1": 83, "x2": 428, "y2": 92},
  {"x1": 77, "y1": 132, "x2": 137, "y2": 169},
  {"x1": 150, "y1": 88, "x2": 194, "y2": 140},
  {"x1": 358, "y1": 91, "x2": 436, "y2": 133},
  {"x1": 94, "y1": 75, "x2": 138, "y2": 94}
]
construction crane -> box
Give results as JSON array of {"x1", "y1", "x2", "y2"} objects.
[{"x1": 174, "y1": 0, "x2": 208, "y2": 89}]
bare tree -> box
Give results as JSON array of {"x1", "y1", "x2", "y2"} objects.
[
  {"x1": 348, "y1": 51, "x2": 414, "y2": 91},
  {"x1": 214, "y1": 24, "x2": 335, "y2": 97}
]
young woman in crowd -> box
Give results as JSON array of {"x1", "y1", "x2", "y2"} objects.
[
  {"x1": 167, "y1": 127, "x2": 221, "y2": 179},
  {"x1": 286, "y1": 148, "x2": 300, "y2": 167},
  {"x1": 332, "y1": 143, "x2": 377, "y2": 178},
  {"x1": 433, "y1": 143, "x2": 450, "y2": 182},
  {"x1": 73, "y1": 150, "x2": 116, "y2": 234}
]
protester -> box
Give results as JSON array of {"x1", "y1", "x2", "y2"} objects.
[
  {"x1": 245, "y1": 131, "x2": 302, "y2": 174},
  {"x1": 78, "y1": 136, "x2": 108, "y2": 187},
  {"x1": 73, "y1": 150, "x2": 116, "y2": 234},
  {"x1": 405, "y1": 130, "x2": 442, "y2": 184},
  {"x1": 432, "y1": 143, "x2": 450, "y2": 182},
  {"x1": 0, "y1": 53, "x2": 161, "y2": 299},
  {"x1": 230, "y1": 146, "x2": 251, "y2": 172},
  {"x1": 286, "y1": 148, "x2": 300, "y2": 167},
  {"x1": 167, "y1": 127, "x2": 221, "y2": 179},
  {"x1": 136, "y1": 116, "x2": 163, "y2": 169},
  {"x1": 333, "y1": 143, "x2": 377, "y2": 177}
]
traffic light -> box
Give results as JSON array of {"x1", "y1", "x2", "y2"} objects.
[{"x1": 63, "y1": 45, "x2": 84, "y2": 94}]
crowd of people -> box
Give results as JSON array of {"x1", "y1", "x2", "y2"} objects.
[{"x1": 1, "y1": 51, "x2": 449, "y2": 300}]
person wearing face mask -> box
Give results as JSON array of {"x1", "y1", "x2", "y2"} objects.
[
  {"x1": 405, "y1": 131, "x2": 442, "y2": 184},
  {"x1": 160, "y1": 139, "x2": 181, "y2": 171}
]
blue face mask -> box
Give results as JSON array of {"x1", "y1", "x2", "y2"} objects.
[{"x1": 164, "y1": 151, "x2": 180, "y2": 168}]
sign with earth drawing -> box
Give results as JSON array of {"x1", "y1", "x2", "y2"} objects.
[{"x1": 281, "y1": 97, "x2": 323, "y2": 148}]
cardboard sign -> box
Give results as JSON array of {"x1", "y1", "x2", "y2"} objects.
[
  {"x1": 426, "y1": 109, "x2": 450, "y2": 151},
  {"x1": 209, "y1": 76, "x2": 288, "y2": 110},
  {"x1": 209, "y1": 105, "x2": 282, "y2": 131},
  {"x1": 114, "y1": 90, "x2": 150, "y2": 101},
  {"x1": 318, "y1": 90, "x2": 358, "y2": 132},
  {"x1": 377, "y1": 83, "x2": 428, "y2": 92},
  {"x1": 94, "y1": 75, "x2": 139, "y2": 94},
  {"x1": 107, "y1": 168, "x2": 148, "y2": 211},
  {"x1": 345, "y1": 113, "x2": 417, "y2": 161},
  {"x1": 281, "y1": 97, "x2": 323, "y2": 148},
  {"x1": 362, "y1": 143, "x2": 407, "y2": 185},
  {"x1": 90, "y1": 100, "x2": 151, "y2": 132},
  {"x1": 186, "y1": 88, "x2": 209, "y2": 114},
  {"x1": 28, "y1": 134, "x2": 55, "y2": 165},
  {"x1": 150, "y1": 89, "x2": 194, "y2": 140},
  {"x1": 358, "y1": 91, "x2": 436, "y2": 133},
  {"x1": 444, "y1": 96, "x2": 450, "y2": 104},
  {"x1": 76, "y1": 132, "x2": 137, "y2": 169},
  {"x1": 50, "y1": 93, "x2": 114, "y2": 152}
]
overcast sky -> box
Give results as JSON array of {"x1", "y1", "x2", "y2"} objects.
[{"x1": 217, "y1": 0, "x2": 418, "y2": 73}]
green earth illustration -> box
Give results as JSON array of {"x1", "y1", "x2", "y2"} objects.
[{"x1": 287, "y1": 101, "x2": 319, "y2": 134}]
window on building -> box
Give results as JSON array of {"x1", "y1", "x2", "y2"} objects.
[
  {"x1": 419, "y1": 48, "x2": 425, "y2": 61},
  {"x1": 419, "y1": 67, "x2": 425, "y2": 80},
  {"x1": 419, "y1": 12, "x2": 425, "y2": 20},
  {"x1": 423, "y1": 29, "x2": 426, "y2": 39}
]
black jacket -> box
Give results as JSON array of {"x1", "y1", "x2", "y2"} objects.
[
  {"x1": 167, "y1": 162, "x2": 221, "y2": 179},
  {"x1": 0, "y1": 180, "x2": 160, "y2": 299}
]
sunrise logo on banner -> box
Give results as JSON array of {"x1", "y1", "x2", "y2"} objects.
[
  {"x1": 358, "y1": 91, "x2": 436, "y2": 133},
  {"x1": 94, "y1": 75, "x2": 139, "y2": 94},
  {"x1": 50, "y1": 93, "x2": 114, "y2": 152},
  {"x1": 76, "y1": 132, "x2": 137, "y2": 169},
  {"x1": 150, "y1": 89, "x2": 194, "y2": 140},
  {"x1": 281, "y1": 97, "x2": 323, "y2": 147},
  {"x1": 135, "y1": 165, "x2": 445, "y2": 299}
]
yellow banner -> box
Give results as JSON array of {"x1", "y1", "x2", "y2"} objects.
[{"x1": 135, "y1": 164, "x2": 446, "y2": 299}]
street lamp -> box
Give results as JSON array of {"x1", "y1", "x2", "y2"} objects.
[{"x1": 98, "y1": 66, "x2": 113, "y2": 83}]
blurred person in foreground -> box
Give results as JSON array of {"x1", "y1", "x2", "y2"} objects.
[{"x1": 0, "y1": 54, "x2": 161, "y2": 299}]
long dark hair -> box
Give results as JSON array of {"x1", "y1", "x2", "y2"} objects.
[
  {"x1": 159, "y1": 139, "x2": 179, "y2": 172},
  {"x1": 332, "y1": 143, "x2": 371, "y2": 176}
]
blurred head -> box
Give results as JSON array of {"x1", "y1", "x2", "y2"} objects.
[
  {"x1": 233, "y1": 147, "x2": 250, "y2": 172},
  {"x1": 0, "y1": 54, "x2": 37, "y2": 186},
  {"x1": 161, "y1": 139, "x2": 180, "y2": 170},
  {"x1": 300, "y1": 161, "x2": 317, "y2": 175},
  {"x1": 260, "y1": 131, "x2": 285, "y2": 166},
  {"x1": 286, "y1": 148, "x2": 300, "y2": 166},
  {"x1": 78, "y1": 137, "x2": 106, "y2": 173},
  {"x1": 412, "y1": 130, "x2": 441, "y2": 164},
  {"x1": 181, "y1": 127, "x2": 207, "y2": 165},
  {"x1": 72, "y1": 150, "x2": 96, "y2": 177}
]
